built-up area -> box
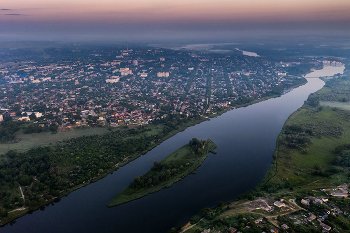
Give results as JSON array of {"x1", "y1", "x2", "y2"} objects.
[{"x1": 0, "y1": 46, "x2": 318, "y2": 130}]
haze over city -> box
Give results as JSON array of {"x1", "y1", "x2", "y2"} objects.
[{"x1": 1, "y1": 0, "x2": 350, "y2": 41}]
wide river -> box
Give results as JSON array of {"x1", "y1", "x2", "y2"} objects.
[{"x1": 2, "y1": 65, "x2": 345, "y2": 233}]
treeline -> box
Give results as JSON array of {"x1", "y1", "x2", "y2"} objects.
[
  {"x1": 0, "y1": 125, "x2": 164, "y2": 217},
  {"x1": 0, "y1": 120, "x2": 22, "y2": 142},
  {"x1": 23, "y1": 123, "x2": 58, "y2": 134},
  {"x1": 279, "y1": 124, "x2": 313, "y2": 152},
  {"x1": 333, "y1": 144, "x2": 350, "y2": 167},
  {"x1": 153, "y1": 114, "x2": 201, "y2": 135},
  {"x1": 0, "y1": 116, "x2": 59, "y2": 143},
  {"x1": 129, "y1": 160, "x2": 191, "y2": 191}
]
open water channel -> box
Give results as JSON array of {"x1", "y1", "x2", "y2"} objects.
[{"x1": 1, "y1": 65, "x2": 344, "y2": 233}]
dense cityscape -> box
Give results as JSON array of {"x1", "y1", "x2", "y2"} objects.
[{"x1": 0, "y1": 45, "x2": 316, "y2": 137}]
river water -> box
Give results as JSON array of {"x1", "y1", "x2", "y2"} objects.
[{"x1": 1, "y1": 65, "x2": 344, "y2": 233}]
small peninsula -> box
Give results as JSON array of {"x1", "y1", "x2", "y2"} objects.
[{"x1": 107, "y1": 138, "x2": 217, "y2": 207}]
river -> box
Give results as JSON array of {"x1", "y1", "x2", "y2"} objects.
[{"x1": 1, "y1": 65, "x2": 344, "y2": 233}]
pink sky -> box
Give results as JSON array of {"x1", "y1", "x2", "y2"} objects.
[
  {"x1": 2, "y1": 0, "x2": 350, "y2": 23},
  {"x1": 1, "y1": 0, "x2": 350, "y2": 40}
]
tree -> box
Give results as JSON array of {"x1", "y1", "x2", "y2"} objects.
[
  {"x1": 29, "y1": 113, "x2": 37, "y2": 121},
  {"x1": 20, "y1": 175, "x2": 32, "y2": 186},
  {"x1": 49, "y1": 124, "x2": 58, "y2": 133},
  {"x1": 3, "y1": 114, "x2": 12, "y2": 122},
  {"x1": 1, "y1": 210, "x2": 8, "y2": 218}
]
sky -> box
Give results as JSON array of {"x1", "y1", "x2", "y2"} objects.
[{"x1": 1, "y1": 0, "x2": 350, "y2": 41}]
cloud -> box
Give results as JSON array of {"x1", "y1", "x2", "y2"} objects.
[
  {"x1": 1, "y1": 9, "x2": 11, "y2": 10},
  {"x1": 3, "y1": 14, "x2": 22, "y2": 16}
]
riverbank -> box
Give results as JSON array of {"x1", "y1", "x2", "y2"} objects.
[
  {"x1": 179, "y1": 66, "x2": 350, "y2": 233},
  {"x1": 107, "y1": 139, "x2": 217, "y2": 207},
  {"x1": 0, "y1": 77, "x2": 310, "y2": 227},
  {"x1": 260, "y1": 75, "x2": 350, "y2": 191}
]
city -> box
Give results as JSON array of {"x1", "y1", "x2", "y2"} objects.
[{"x1": 0, "y1": 45, "x2": 315, "y2": 138}]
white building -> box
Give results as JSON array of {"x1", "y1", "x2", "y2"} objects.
[
  {"x1": 120, "y1": 68, "x2": 133, "y2": 76},
  {"x1": 157, "y1": 72, "x2": 169, "y2": 77}
]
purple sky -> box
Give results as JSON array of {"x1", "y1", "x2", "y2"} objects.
[{"x1": 1, "y1": 0, "x2": 350, "y2": 41}]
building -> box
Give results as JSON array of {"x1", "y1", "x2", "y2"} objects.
[
  {"x1": 313, "y1": 198, "x2": 323, "y2": 205},
  {"x1": 26, "y1": 112, "x2": 42, "y2": 118},
  {"x1": 274, "y1": 201, "x2": 286, "y2": 208},
  {"x1": 254, "y1": 218, "x2": 263, "y2": 224},
  {"x1": 301, "y1": 199, "x2": 309, "y2": 206},
  {"x1": 228, "y1": 227, "x2": 237, "y2": 233},
  {"x1": 106, "y1": 77, "x2": 120, "y2": 83},
  {"x1": 331, "y1": 189, "x2": 348, "y2": 197},
  {"x1": 119, "y1": 68, "x2": 132, "y2": 76},
  {"x1": 308, "y1": 214, "x2": 316, "y2": 221},
  {"x1": 140, "y1": 73, "x2": 148, "y2": 78},
  {"x1": 320, "y1": 222, "x2": 331, "y2": 231},
  {"x1": 18, "y1": 117, "x2": 30, "y2": 121},
  {"x1": 157, "y1": 72, "x2": 169, "y2": 77}
]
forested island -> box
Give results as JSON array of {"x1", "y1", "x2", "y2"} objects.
[{"x1": 108, "y1": 138, "x2": 217, "y2": 207}]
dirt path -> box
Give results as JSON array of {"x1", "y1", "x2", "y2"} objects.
[
  {"x1": 8, "y1": 206, "x2": 27, "y2": 213},
  {"x1": 19, "y1": 185, "x2": 25, "y2": 202},
  {"x1": 181, "y1": 218, "x2": 204, "y2": 233}
]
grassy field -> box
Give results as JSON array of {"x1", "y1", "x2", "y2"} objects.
[
  {"x1": 107, "y1": 139, "x2": 217, "y2": 207},
  {"x1": 320, "y1": 101, "x2": 350, "y2": 110},
  {"x1": 261, "y1": 76, "x2": 350, "y2": 193},
  {"x1": 0, "y1": 127, "x2": 110, "y2": 154},
  {"x1": 0, "y1": 116, "x2": 208, "y2": 156}
]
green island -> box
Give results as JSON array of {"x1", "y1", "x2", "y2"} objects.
[
  {"x1": 174, "y1": 66, "x2": 350, "y2": 233},
  {"x1": 108, "y1": 138, "x2": 217, "y2": 207}
]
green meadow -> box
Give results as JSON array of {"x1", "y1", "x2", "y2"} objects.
[{"x1": 261, "y1": 75, "x2": 350, "y2": 193}]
